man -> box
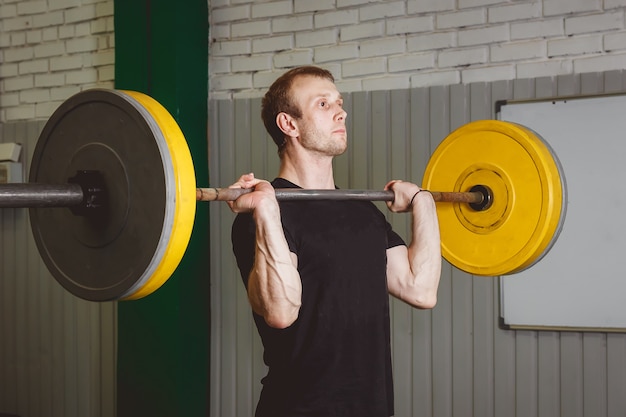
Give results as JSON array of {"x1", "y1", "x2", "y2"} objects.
[{"x1": 228, "y1": 66, "x2": 441, "y2": 417}]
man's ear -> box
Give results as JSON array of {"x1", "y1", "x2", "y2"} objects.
[{"x1": 276, "y1": 112, "x2": 299, "y2": 138}]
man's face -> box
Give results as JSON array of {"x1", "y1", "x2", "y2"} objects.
[{"x1": 290, "y1": 75, "x2": 348, "y2": 157}]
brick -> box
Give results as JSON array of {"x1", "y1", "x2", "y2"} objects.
[
  {"x1": 296, "y1": 29, "x2": 337, "y2": 48},
  {"x1": 50, "y1": 55, "x2": 83, "y2": 71},
  {"x1": 273, "y1": 15, "x2": 313, "y2": 33},
  {"x1": 0, "y1": 4, "x2": 17, "y2": 18},
  {"x1": 91, "y1": 17, "x2": 109, "y2": 34},
  {"x1": 605, "y1": 32, "x2": 626, "y2": 52},
  {"x1": 438, "y1": 47, "x2": 488, "y2": 68},
  {"x1": 314, "y1": 44, "x2": 359, "y2": 63},
  {"x1": 60, "y1": 25, "x2": 75, "y2": 39},
  {"x1": 334, "y1": 78, "x2": 362, "y2": 93},
  {"x1": 18, "y1": 59, "x2": 49, "y2": 74},
  {"x1": 410, "y1": 70, "x2": 461, "y2": 88},
  {"x1": 252, "y1": 71, "x2": 281, "y2": 90},
  {"x1": 340, "y1": 22, "x2": 384, "y2": 42},
  {"x1": 252, "y1": 35, "x2": 293, "y2": 53},
  {"x1": 459, "y1": 0, "x2": 502, "y2": 8},
  {"x1": 606, "y1": 0, "x2": 626, "y2": 7},
  {"x1": 210, "y1": 24, "x2": 231, "y2": 40},
  {"x1": 64, "y1": 5, "x2": 97, "y2": 24},
  {"x1": 409, "y1": 0, "x2": 454, "y2": 14},
  {"x1": 548, "y1": 35, "x2": 602, "y2": 58},
  {"x1": 342, "y1": 57, "x2": 386, "y2": 77},
  {"x1": 0, "y1": 64, "x2": 18, "y2": 78},
  {"x1": 491, "y1": 40, "x2": 546, "y2": 62},
  {"x1": 65, "y1": 68, "x2": 98, "y2": 84},
  {"x1": 211, "y1": 73, "x2": 254, "y2": 90},
  {"x1": 66, "y1": 37, "x2": 99, "y2": 53},
  {"x1": 4, "y1": 16, "x2": 33, "y2": 31},
  {"x1": 32, "y1": 10, "x2": 64, "y2": 28},
  {"x1": 437, "y1": 9, "x2": 486, "y2": 30},
  {"x1": 95, "y1": 1, "x2": 113, "y2": 17},
  {"x1": 232, "y1": 54, "x2": 272, "y2": 72},
  {"x1": 42, "y1": 28, "x2": 58, "y2": 41},
  {"x1": 210, "y1": 57, "x2": 231, "y2": 74},
  {"x1": 11, "y1": 32, "x2": 26, "y2": 47},
  {"x1": 6, "y1": 105, "x2": 36, "y2": 121},
  {"x1": 388, "y1": 52, "x2": 436, "y2": 72},
  {"x1": 4, "y1": 75, "x2": 34, "y2": 92},
  {"x1": 17, "y1": 0, "x2": 47, "y2": 15},
  {"x1": 488, "y1": 2, "x2": 542, "y2": 24},
  {"x1": 0, "y1": 33, "x2": 10, "y2": 48},
  {"x1": 458, "y1": 24, "x2": 508, "y2": 47},
  {"x1": 363, "y1": 75, "x2": 410, "y2": 91},
  {"x1": 565, "y1": 11, "x2": 624, "y2": 36},
  {"x1": 252, "y1": 0, "x2": 293, "y2": 18},
  {"x1": 35, "y1": 101, "x2": 63, "y2": 119},
  {"x1": 26, "y1": 30, "x2": 43, "y2": 44},
  {"x1": 462, "y1": 64, "x2": 515, "y2": 84},
  {"x1": 75, "y1": 22, "x2": 91, "y2": 37},
  {"x1": 511, "y1": 19, "x2": 565, "y2": 41},
  {"x1": 35, "y1": 73, "x2": 65, "y2": 87},
  {"x1": 211, "y1": 39, "x2": 251, "y2": 56},
  {"x1": 4, "y1": 48, "x2": 34, "y2": 63},
  {"x1": 48, "y1": 0, "x2": 81, "y2": 11},
  {"x1": 97, "y1": 65, "x2": 114, "y2": 82},
  {"x1": 34, "y1": 42, "x2": 65, "y2": 58},
  {"x1": 543, "y1": 0, "x2": 601, "y2": 16},
  {"x1": 50, "y1": 86, "x2": 81, "y2": 101},
  {"x1": 574, "y1": 52, "x2": 626, "y2": 74},
  {"x1": 360, "y1": 37, "x2": 406, "y2": 58},
  {"x1": 0, "y1": 93, "x2": 19, "y2": 107},
  {"x1": 337, "y1": 0, "x2": 379, "y2": 7},
  {"x1": 408, "y1": 32, "x2": 457, "y2": 52},
  {"x1": 232, "y1": 20, "x2": 271, "y2": 38},
  {"x1": 314, "y1": 9, "x2": 359, "y2": 29},
  {"x1": 294, "y1": 0, "x2": 335, "y2": 13},
  {"x1": 360, "y1": 1, "x2": 405, "y2": 22},
  {"x1": 273, "y1": 49, "x2": 313, "y2": 68},
  {"x1": 386, "y1": 16, "x2": 434, "y2": 36},
  {"x1": 20, "y1": 88, "x2": 51, "y2": 104},
  {"x1": 212, "y1": 5, "x2": 250, "y2": 24},
  {"x1": 516, "y1": 59, "x2": 573, "y2": 79}
]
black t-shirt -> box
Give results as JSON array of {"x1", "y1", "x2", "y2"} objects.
[{"x1": 231, "y1": 178, "x2": 406, "y2": 417}]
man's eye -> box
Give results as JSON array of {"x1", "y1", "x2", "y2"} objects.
[{"x1": 320, "y1": 101, "x2": 327, "y2": 108}]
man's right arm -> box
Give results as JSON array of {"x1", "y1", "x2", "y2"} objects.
[{"x1": 229, "y1": 173, "x2": 301, "y2": 329}]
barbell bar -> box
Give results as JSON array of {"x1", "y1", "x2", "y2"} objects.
[
  {"x1": 2, "y1": 89, "x2": 566, "y2": 302},
  {"x1": 0, "y1": 183, "x2": 487, "y2": 207}
]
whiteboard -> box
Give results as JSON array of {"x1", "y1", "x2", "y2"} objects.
[{"x1": 498, "y1": 94, "x2": 626, "y2": 332}]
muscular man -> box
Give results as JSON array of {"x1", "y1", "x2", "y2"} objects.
[{"x1": 229, "y1": 65, "x2": 441, "y2": 417}]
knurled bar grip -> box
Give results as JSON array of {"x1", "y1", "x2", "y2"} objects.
[{"x1": 196, "y1": 187, "x2": 484, "y2": 204}]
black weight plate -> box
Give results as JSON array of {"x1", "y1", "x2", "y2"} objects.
[{"x1": 29, "y1": 89, "x2": 170, "y2": 301}]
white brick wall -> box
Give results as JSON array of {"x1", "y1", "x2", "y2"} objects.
[
  {"x1": 209, "y1": 0, "x2": 626, "y2": 98},
  {"x1": 0, "y1": 0, "x2": 114, "y2": 122}
]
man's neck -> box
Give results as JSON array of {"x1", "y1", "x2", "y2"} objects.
[{"x1": 278, "y1": 152, "x2": 336, "y2": 189}]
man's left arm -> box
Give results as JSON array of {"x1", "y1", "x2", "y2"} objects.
[{"x1": 384, "y1": 181, "x2": 442, "y2": 309}]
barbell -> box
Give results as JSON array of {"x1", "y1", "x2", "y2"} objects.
[{"x1": 0, "y1": 89, "x2": 567, "y2": 301}]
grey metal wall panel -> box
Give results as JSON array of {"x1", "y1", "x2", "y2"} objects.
[
  {"x1": 0, "y1": 121, "x2": 116, "y2": 417},
  {"x1": 209, "y1": 71, "x2": 626, "y2": 417}
]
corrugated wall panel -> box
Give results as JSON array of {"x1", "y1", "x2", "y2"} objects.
[
  {"x1": 209, "y1": 71, "x2": 626, "y2": 417},
  {"x1": 0, "y1": 121, "x2": 116, "y2": 417}
]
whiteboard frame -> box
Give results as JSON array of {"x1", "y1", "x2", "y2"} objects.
[{"x1": 497, "y1": 93, "x2": 626, "y2": 333}]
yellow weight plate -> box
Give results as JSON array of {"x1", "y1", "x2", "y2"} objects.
[
  {"x1": 118, "y1": 91, "x2": 196, "y2": 300},
  {"x1": 423, "y1": 120, "x2": 566, "y2": 276}
]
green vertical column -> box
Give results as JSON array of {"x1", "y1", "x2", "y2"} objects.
[{"x1": 114, "y1": 1, "x2": 209, "y2": 416}]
